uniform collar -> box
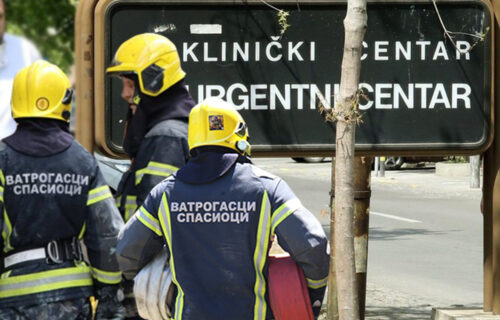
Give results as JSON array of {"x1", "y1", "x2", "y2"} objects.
[
  {"x1": 3, "y1": 119, "x2": 74, "y2": 157},
  {"x1": 176, "y1": 147, "x2": 251, "y2": 184}
]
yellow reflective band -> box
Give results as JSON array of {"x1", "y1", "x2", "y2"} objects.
[
  {"x1": 125, "y1": 209, "x2": 135, "y2": 222},
  {"x1": 115, "y1": 195, "x2": 121, "y2": 207},
  {"x1": 124, "y1": 196, "x2": 137, "y2": 222},
  {"x1": 0, "y1": 170, "x2": 5, "y2": 186},
  {"x1": 78, "y1": 222, "x2": 86, "y2": 240},
  {"x1": 125, "y1": 196, "x2": 137, "y2": 205},
  {"x1": 0, "y1": 264, "x2": 93, "y2": 298},
  {"x1": 136, "y1": 206, "x2": 162, "y2": 236},
  {"x1": 158, "y1": 194, "x2": 184, "y2": 320},
  {"x1": 306, "y1": 276, "x2": 328, "y2": 289},
  {"x1": 0, "y1": 185, "x2": 3, "y2": 202},
  {"x1": 158, "y1": 195, "x2": 171, "y2": 251},
  {"x1": 87, "y1": 186, "x2": 112, "y2": 206},
  {"x1": 89, "y1": 185, "x2": 109, "y2": 196},
  {"x1": 135, "y1": 161, "x2": 178, "y2": 185},
  {"x1": 91, "y1": 267, "x2": 122, "y2": 285},
  {"x1": 2, "y1": 209, "x2": 12, "y2": 253},
  {"x1": 271, "y1": 198, "x2": 303, "y2": 235},
  {"x1": 253, "y1": 191, "x2": 271, "y2": 320}
]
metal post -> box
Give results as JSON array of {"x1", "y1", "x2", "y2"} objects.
[
  {"x1": 484, "y1": 5, "x2": 500, "y2": 311},
  {"x1": 374, "y1": 157, "x2": 379, "y2": 177},
  {"x1": 75, "y1": 0, "x2": 99, "y2": 152},
  {"x1": 353, "y1": 157, "x2": 372, "y2": 319},
  {"x1": 492, "y1": 168, "x2": 500, "y2": 314},
  {"x1": 470, "y1": 155, "x2": 481, "y2": 189},
  {"x1": 379, "y1": 157, "x2": 385, "y2": 178},
  {"x1": 484, "y1": 149, "x2": 493, "y2": 311}
]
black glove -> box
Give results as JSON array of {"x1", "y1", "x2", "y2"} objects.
[
  {"x1": 95, "y1": 285, "x2": 127, "y2": 320},
  {"x1": 122, "y1": 279, "x2": 140, "y2": 319},
  {"x1": 308, "y1": 286, "x2": 326, "y2": 319}
]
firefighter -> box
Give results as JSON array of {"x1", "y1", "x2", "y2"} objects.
[
  {"x1": 106, "y1": 32, "x2": 195, "y2": 319},
  {"x1": 106, "y1": 32, "x2": 195, "y2": 222},
  {"x1": 116, "y1": 97, "x2": 330, "y2": 320},
  {"x1": 0, "y1": 60, "x2": 125, "y2": 319}
]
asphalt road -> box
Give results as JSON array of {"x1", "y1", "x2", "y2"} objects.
[{"x1": 252, "y1": 157, "x2": 483, "y2": 319}]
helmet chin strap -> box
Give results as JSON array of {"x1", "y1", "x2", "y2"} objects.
[
  {"x1": 133, "y1": 93, "x2": 141, "y2": 106},
  {"x1": 132, "y1": 85, "x2": 141, "y2": 106}
]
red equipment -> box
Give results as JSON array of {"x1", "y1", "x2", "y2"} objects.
[{"x1": 268, "y1": 254, "x2": 314, "y2": 320}]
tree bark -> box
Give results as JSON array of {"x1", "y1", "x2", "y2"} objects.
[
  {"x1": 327, "y1": 159, "x2": 339, "y2": 319},
  {"x1": 331, "y1": 0, "x2": 367, "y2": 319}
]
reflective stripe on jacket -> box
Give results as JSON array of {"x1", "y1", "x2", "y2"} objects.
[
  {"x1": 115, "y1": 119, "x2": 189, "y2": 222},
  {"x1": 0, "y1": 141, "x2": 124, "y2": 307}
]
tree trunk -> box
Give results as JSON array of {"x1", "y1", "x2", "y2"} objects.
[
  {"x1": 331, "y1": 0, "x2": 367, "y2": 319},
  {"x1": 327, "y1": 158, "x2": 339, "y2": 319}
]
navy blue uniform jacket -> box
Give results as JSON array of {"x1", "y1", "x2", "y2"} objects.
[{"x1": 116, "y1": 153, "x2": 329, "y2": 320}]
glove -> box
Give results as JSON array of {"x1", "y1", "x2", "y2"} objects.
[
  {"x1": 95, "y1": 285, "x2": 127, "y2": 320},
  {"x1": 308, "y1": 286, "x2": 326, "y2": 319},
  {"x1": 122, "y1": 279, "x2": 141, "y2": 319}
]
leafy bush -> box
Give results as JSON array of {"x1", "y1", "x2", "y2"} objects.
[{"x1": 5, "y1": 0, "x2": 77, "y2": 72}]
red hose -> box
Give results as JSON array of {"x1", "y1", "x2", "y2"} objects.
[{"x1": 268, "y1": 254, "x2": 314, "y2": 320}]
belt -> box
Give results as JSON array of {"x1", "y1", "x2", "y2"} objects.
[{"x1": 3, "y1": 238, "x2": 83, "y2": 269}]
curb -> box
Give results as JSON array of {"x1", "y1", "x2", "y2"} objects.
[
  {"x1": 435, "y1": 162, "x2": 471, "y2": 177},
  {"x1": 432, "y1": 308, "x2": 500, "y2": 319}
]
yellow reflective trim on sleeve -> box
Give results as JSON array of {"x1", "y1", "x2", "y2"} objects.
[
  {"x1": 270, "y1": 198, "x2": 303, "y2": 235},
  {"x1": 87, "y1": 185, "x2": 113, "y2": 206},
  {"x1": 306, "y1": 276, "x2": 328, "y2": 289},
  {"x1": 124, "y1": 196, "x2": 137, "y2": 222},
  {"x1": 115, "y1": 195, "x2": 121, "y2": 207},
  {"x1": 136, "y1": 206, "x2": 162, "y2": 236},
  {"x1": 135, "y1": 161, "x2": 178, "y2": 185},
  {"x1": 78, "y1": 222, "x2": 86, "y2": 240},
  {"x1": 0, "y1": 170, "x2": 5, "y2": 186},
  {"x1": 253, "y1": 191, "x2": 271, "y2": 320},
  {"x1": 0, "y1": 264, "x2": 93, "y2": 298},
  {"x1": 2, "y1": 208, "x2": 13, "y2": 253},
  {"x1": 91, "y1": 267, "x2": 122, "y2": 285},
  {"x1": 89, "y1": 185, "x2": 108, "y2": 196},
  {"x1": 0, "y1": 185, "x2": 3, "y2": 202},
  {"x1": 158, "y1": 194, "x2": 185, "y2": 320}
]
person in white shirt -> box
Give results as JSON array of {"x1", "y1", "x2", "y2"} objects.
[{"x1": 0, "y1": 0, "x2": 41, "y2": 139}]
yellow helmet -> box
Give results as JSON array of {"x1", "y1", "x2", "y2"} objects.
[
  {"x1": 106, "y1": 33, "x2": 185, "y2": 97},
  {"x1": 11, "y1": 60, "x2": 73, "y2": 122},
  {"x1": 188, "y1": 98, "x2": 251, "y2": 156}
]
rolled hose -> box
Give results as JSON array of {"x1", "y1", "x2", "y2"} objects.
[
  {"x1": 134, "y1": 249, "x2": 174, "y2": 320},
  {"x1": 134, "y1": 251, "x2": 313, "y2": 319}
]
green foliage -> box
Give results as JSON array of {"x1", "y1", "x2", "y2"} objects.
[
  {"x1": 277, "y1": 10, "x2": 290, "y2": 37},
  {"x1": 444, "y1": 155, "x2": 468, "y2": 163},
  {"x1": 5, "y1": 0, "x2": 77, "y2": 72}
]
